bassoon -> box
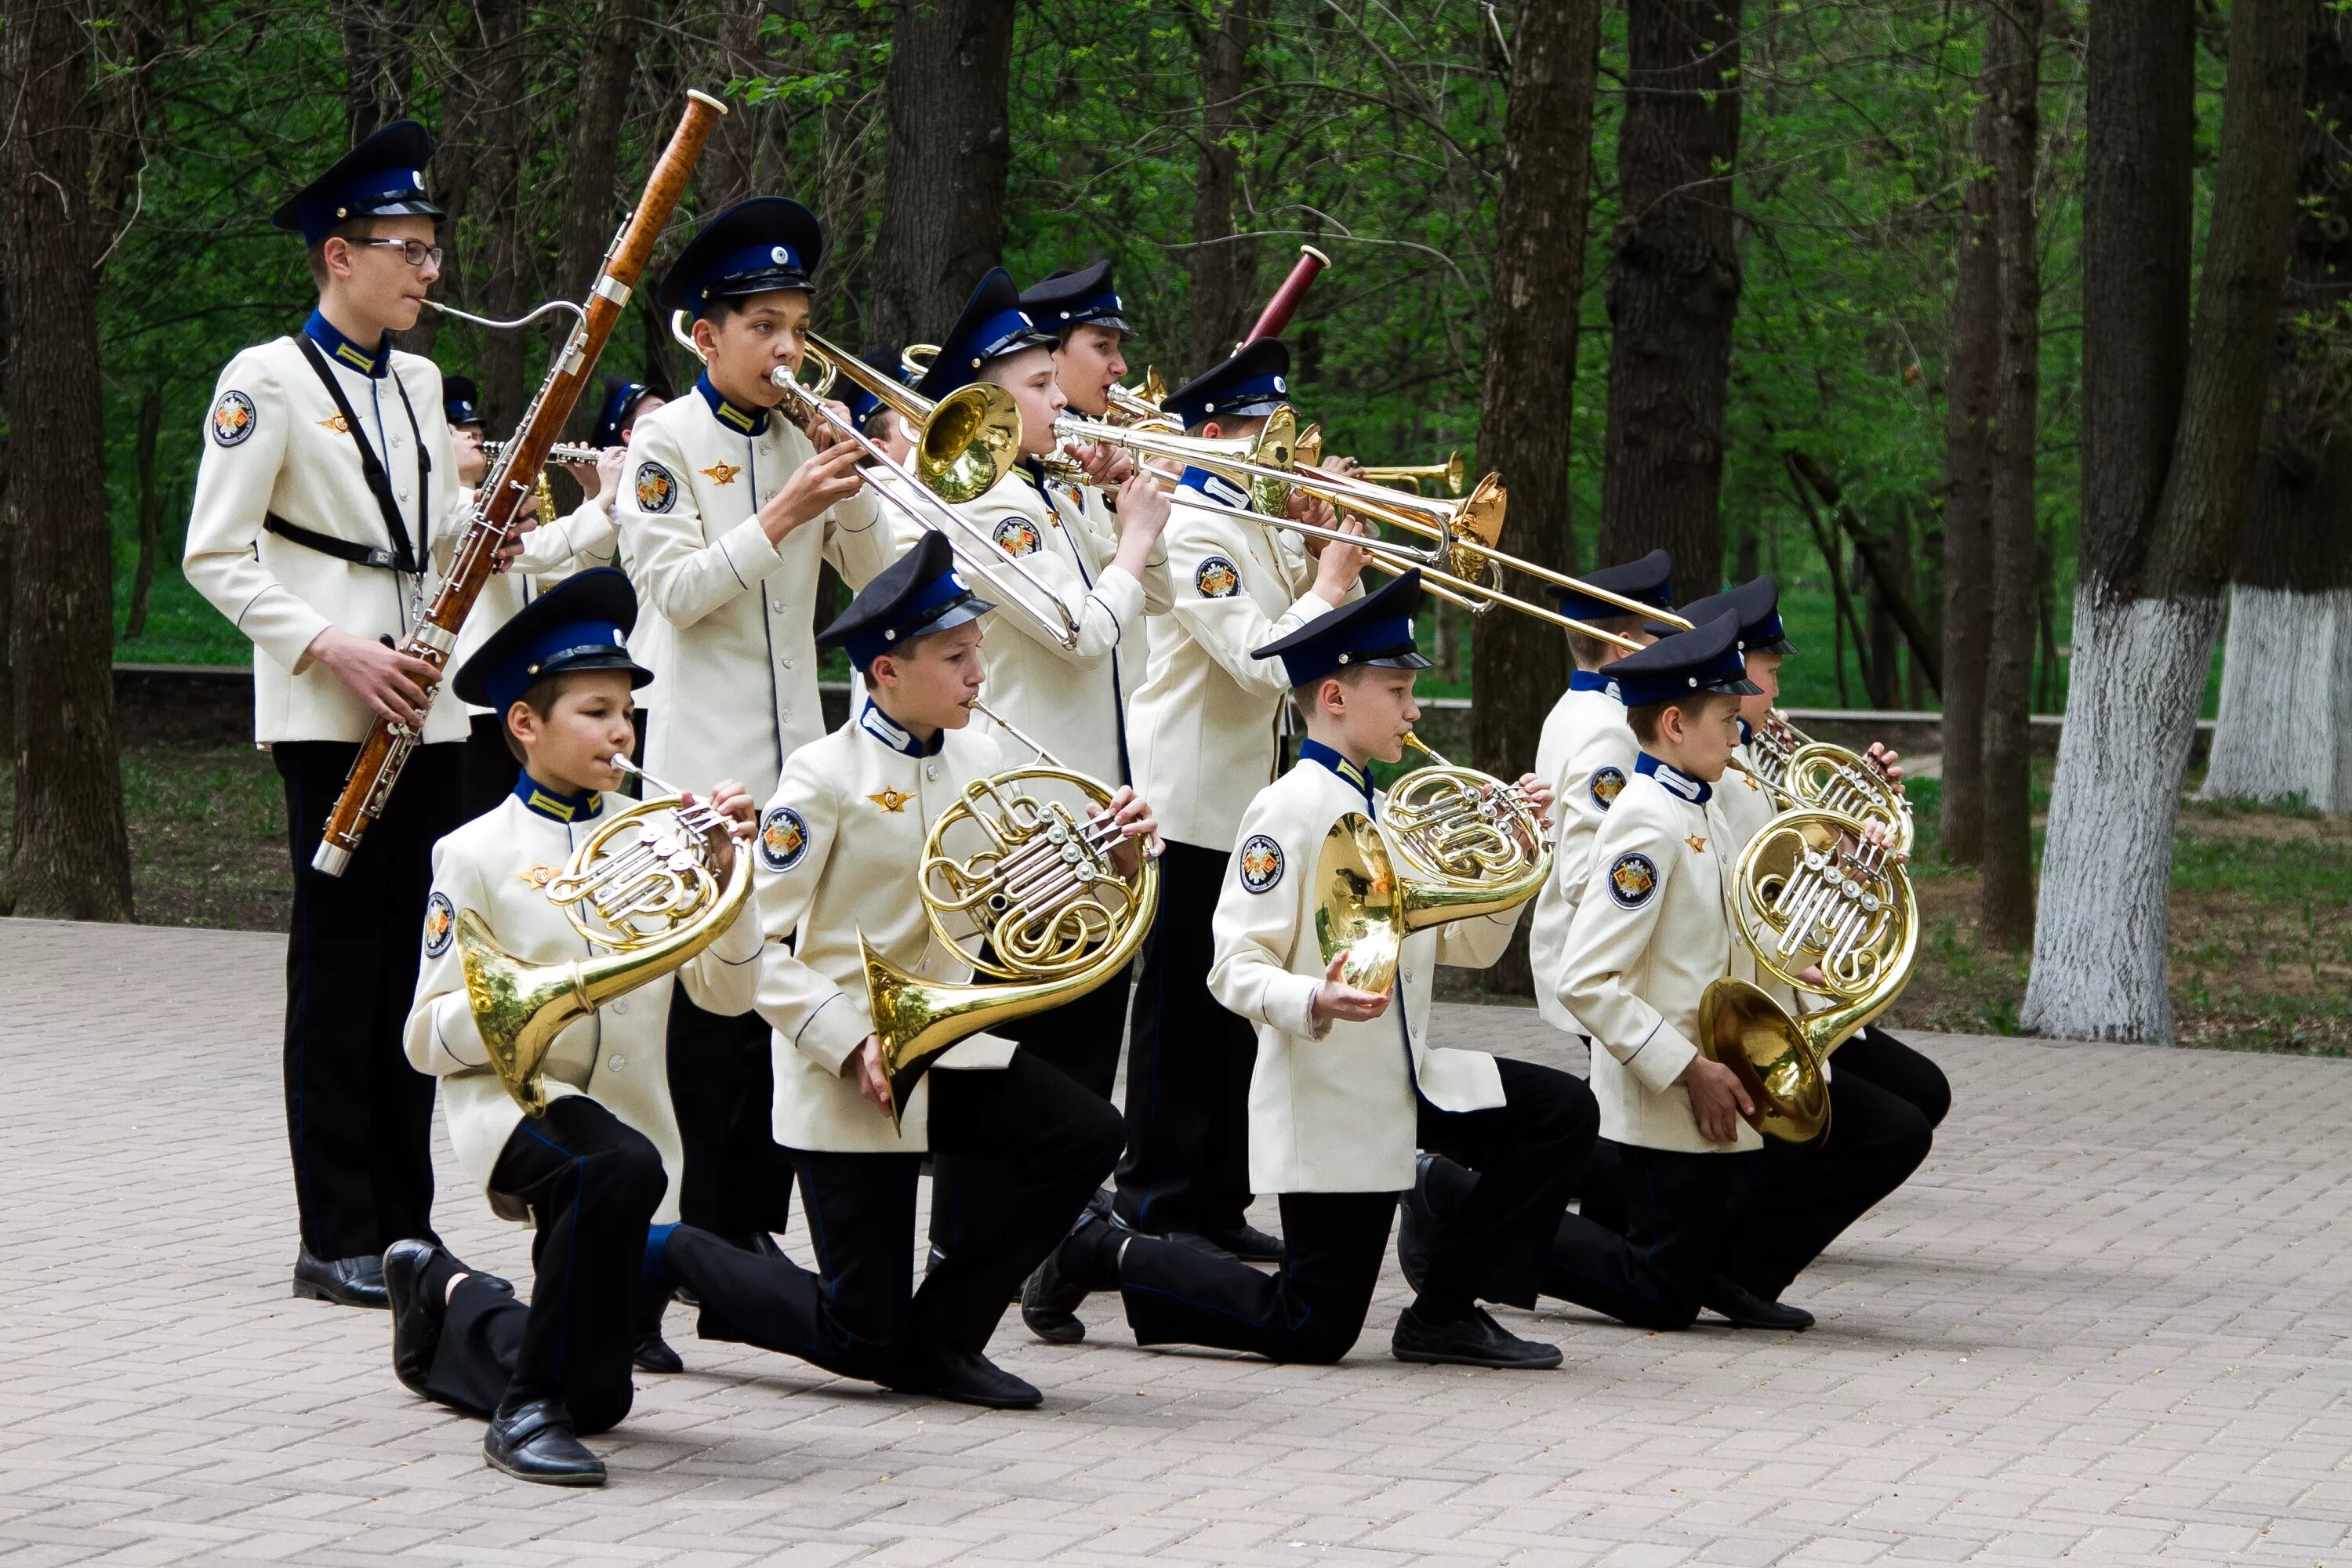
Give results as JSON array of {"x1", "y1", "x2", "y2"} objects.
[
  {"x1": 313, "y1": 90, "x2": 726, "y2": 876},
  {"x1": 1239, "y1": 244, "x2": 1330, "y2": 347}
]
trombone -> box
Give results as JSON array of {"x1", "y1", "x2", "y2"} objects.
[
  {"x1": 904, "y1": 341, "x2": 1178, "y2": 433},
  {"x1": 1356, "y1": 451, "x2": 1466, "y2": 497},
  {"x1": 666, "y1": 311, "x2": 1081, "y2": 650}
]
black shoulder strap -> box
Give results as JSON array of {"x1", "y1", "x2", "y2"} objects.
[{"x1": 295, "y1": 333, "x2": 420, "y2": 575}]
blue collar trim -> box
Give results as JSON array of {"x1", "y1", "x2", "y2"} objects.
[
  {"x1": 695, "y1": 372, "x2": 770, "y2": 436},
  {"x1": 1636, "y1": 752, "x2": 1711, "y2": 804},
  {"x1": 859, "y1": 698, "x2": 942, "y2": 758},
  {"x1": 1738, "y1": 717, "x2": 1753, "y2": 746},
  {"x1": 513, "y1": 772, "x2": 604, "y2": 822},
  {"x1": 1178, "y1": 466, "x2": 1251, "y2": 511},
  {"x1": 1569, "y1": 670, "x2": 1623, "y2": 700},
  {"x1": 1300, "y1": 739, "x2": 1374, "y2": 814},
  {"x1": 303, "y1": 310, "x2": 388, "y2": 378}
]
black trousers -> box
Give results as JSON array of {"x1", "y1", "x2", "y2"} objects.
[
  {"x1": 666, "y1": 986, "x2": 795, "y2": 1240},
  {"x1": 1544, "y1": 1144, "x2": 1744, "y2": 1330},
  {"x1": 421, "y1": 1098, "x2": 665, "y2": 1434},
  {"x1": 791, "y1": 1053, "x2": 1123, "y2": 1382},
  {"x1": 1115, "y1": 841, "x2": 1257, "y2": 1234},
  {"x1": 275, "y1": 739, "x2": 461, "y2": 1261},
  {"x1": 1119, "y1": 1057, "x2": 1587, "y2": 1363},
  {"x1": 662, "y1": 1225, "x2": 856, "y2": 1378},
  {"x1": 991, "y1": 975, "x2": 1131, "y2": 1103},
  {"x1": 1833, "y1": 1025, "x2": 1952, "y2": 1129},
  {"x1": 1722, "y1": 1068, "x2": 1933, "y2": 1300}
]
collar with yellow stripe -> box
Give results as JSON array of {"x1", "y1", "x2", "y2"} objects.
[
  {"x1": 512, "y1": 772, "x2": 606, "y2": 823},
  {"x1": 1299, "y1": 738, "x2": 1374, "y2": 816},
  {"x1": 695, "y1": 371, "x2": 771, "y2": 437},
  {"x1": 303, "y1": 309, "x2": 390, "y2": 379}
]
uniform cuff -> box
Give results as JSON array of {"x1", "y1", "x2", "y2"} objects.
[
  {"x1": 1092, "y1": 565, "x2": 1145, "y2": 628},
  {"x1": 1270, "y1": 973, "x2": 1324, "y2": 1040},
  {"x1": 717, "y1": 515, "x2": 783, "y2": 586},
  {"x1": 1625, "y1": 1022, "x2": 1699, "y2": 1096},
  {"x1": 276, "y1": 608, "x2": 341, "y2": 676},
  {"x1": 793, "y1": 992, "x2": 869, "y2": 1076}
]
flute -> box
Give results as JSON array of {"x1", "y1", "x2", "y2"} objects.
[{"x1": 482, "y1": 438, "x2": 610, "y2": 466}]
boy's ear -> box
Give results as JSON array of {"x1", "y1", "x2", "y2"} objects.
[
  {"x1": 866, "y1": 653, "x2": 897, "y2": 688},
  {"x1": 506, "y1": 699, "x2": 539, "y2": 749},
  {"x1": 691, "y1": 317, "x2": 720, "y2": 358}
]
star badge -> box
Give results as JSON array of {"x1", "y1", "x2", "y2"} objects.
[
  {"x1": 1741, "y1": 772, "x2": 1759, "y2": 790},
  {"x1": 1686, "y1": 835, "x2": 1707, "y2": 854},
  {"x1": 512, "y1": 863, "x2": 558, "y2": 889},
  {"x1": 868, "y1": 788, "x2": 916, "y2": 814},
  {"x1": 317, "y1": 414, "x2": 350, "y2": 434},
  {"x1": 700, "y1": 460, "x2": 743, "y2": 486}
]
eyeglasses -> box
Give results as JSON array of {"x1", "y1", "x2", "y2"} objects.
[{"x1": 353, "y1": 238, "x2": 445, "y2": 269}]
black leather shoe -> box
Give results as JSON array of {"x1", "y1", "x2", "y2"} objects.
[
  {"x1": 1159, "y1": 1229, "x2": 1240, "y2": 1263},
  {"x1": 1392, "y1": 1306, "x2": 1563, "y2": 1370},
  {"x1": 1705, "y1": 1276, "x2": 1814, "y2": 1330},
  {"x1": 484, "y1": 1398, "x2": 605, "y2": 1486},
  {"x1": 292, "y1": 1247, "x2": 390, "y2": 1308},
  {"x1": 887, "y1": 1340, "x2": 1042, "y2": 1410},
  {"x1": 439, "y1": 1251, "x2": 513, "y2": 1296},
  {"x1": 1198, "y1": 1221, "x2": 1283, "y2": 1262},
  {"x1": 632, "y1": 1331, "x2": 684, "y2": 1374},
  {"x1": 1396, "y1": 1153, "x2": 1473, "y2": 1294},
  {"x1": 1022, "y1": 1209, "x2": 1116, "y2": 1345},
  {"x1": 382, "y1": 1240, "x2": 448, "y2": 1396}
]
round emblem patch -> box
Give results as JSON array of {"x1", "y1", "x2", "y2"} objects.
[
  {"x1": 423, "y1": 891, "x2": 455, "y2": 957},
  {"x1": 1607, "y1": 851, "x2": 1659, "y2": 909},
  {"x1": 211, "y1": 390, "x2": 257, "y2": 447},
  {"x1": 1591, "y1": 767, "x2": 1627, "y2": 810},
  {"x1": 758, "y1": 805, "x2": 809, "y2": 873},
  {"x1": 1239, "y1": 833, "x2": 1285, "y2": 894},
  {"x1": 993, "y1": 517, "x2": 1042, "y2": 557},
  {"x1": 1195, "y1": 554, "x2": 1241, "y2": 599},
  {"x1": 634, "y1": 459, "x2": 677, "y2": 514}
]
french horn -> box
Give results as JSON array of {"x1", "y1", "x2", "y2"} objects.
[
  {"x1": 1696, "y1": 791, "x2": 1918, "y2": 1145},
  {"x1": 457, "y1": 758, "x2": 753, "y2": 1116},
  {"x1": 1749, "y1": 712, "x2": 1914, "y2": 853},
  {"x1": 859, "y1": 702, "x2": 1159, "y2": 1127},
  {"x1": 1310, "y1": 735, "x2": 1552, "y2": 995}
]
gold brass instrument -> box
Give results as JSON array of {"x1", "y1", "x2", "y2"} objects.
[
  {"x1": 1696, "y1": 801, "x2": 1918, "y2": 1145},
  {"x1": 903, "y1": 341, "x2": 1172, "y2": 430},
  {"x1": 1308, "y1": 735, "x2": 1552, "y2": 996},
  {"x1": 860, "y1": 699, "x2": 1160, "y2": 1127},
  {"x1": 1750, "y1": 713, "x2": 1914, "y2": 853},
  {"x1": 1356, "y1": 451, "x2": 1467, "y2": 498},
  {"x1": 457, "y1": 757, "x2": 753, "y2": 1116},
  {"x1": 666, "y1": 310, "x2": 1082, "y2": 650}
]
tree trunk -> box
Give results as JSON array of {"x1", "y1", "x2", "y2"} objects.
[
  {"x1": 1598, "y1": 0, "x2": 1744, "y2": 589},
  {"x1": 125, "y1": 387, "x2": 161, "y2": 640},
  {"x1": 1187, "y1": 0, "x2": 1262, "y2": 373},
  {"x1": 1941, "y1": 56, "x2": 2001, "y2": 860},
  {"x1": 554, "y1": 0, "x2": 645, "y2": 437},
  {"x1": 869, "y1": 0, "x2": 1014, "y2": 347},
  {"x1": 1980, "y1": 0, "x2": 2045, "y2": 950},
  {"x1": 2204, "y1": 10, "x2": 2352, "y2": 811},
  {"x1": 461, "y1": 0, "x2": 531, "y2": 431},
  {"x1": 1472, "y1": 0, "x2": 1602, "y2": 999},
  {"x1": 2024, "y1": 0, "x2": 2310, "y2": 1042},
  {"x1": 2, "y1": 0, "x2": 134, "y2": 920},
  {"x1": 339, "y1": 0, "x2": 411, "y2": 142},
  {"x1": 699, "y1": 0, "x2": 769, "y2": 208}
]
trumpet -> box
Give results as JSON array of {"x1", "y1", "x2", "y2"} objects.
[
  {"x1": 666, "y1": 310, "x2": 1081, "y2": 651},
  {"x1": 861, "y1": 699, "x2": 1159, "y2": 1127},
  {"x1": 1750, "y1": 713, "x2": 1914, "y2": 853},
  {"x1": 482, "y1": 438, "x2": 609, "y2": 466},
  {"x1": 456, "y1": 757, "x2": 752, "y2": 1116},
  {"x1": 1697, "y1": 804, "x2": 1918, "y2": 1145},
  {"x1": 1356, "y1": 451, "x2": 1466, "y2": 497}
]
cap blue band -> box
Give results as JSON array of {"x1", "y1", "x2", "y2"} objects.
[
  {"x1": 1171, "y1": 369, "x2": 1289, "y2": 428},
  {"x1": 1278, "y1": 611, "x2": 1418, "y2": 687},
  {"x1": 1613, "y1": 644, "x2": 1751, "y2": 707},
  {"x1": 844, "y1": 568, "x2": 980, "y2": 671},
  {"x1": 485, "y1": 619, "x2": 631, "y2": 713},
  {"x1": 696, "y1": 239, "x2": 810, "y2": 302}
]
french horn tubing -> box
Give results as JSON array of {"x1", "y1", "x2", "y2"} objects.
[
  {"x1": 1749, "y1": 713, "x2": 1915, "y2": 853},
  {"x1": 457, "y1": 757, "x2": 753, "y2": 1117}
]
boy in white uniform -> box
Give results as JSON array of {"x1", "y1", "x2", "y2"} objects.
[
  {"x1": 1029, "y1": 575, "x2": 1582, "y2": 1369},
  {"x1": 617, "y1": 197, "x2": 899, "y2": 1250}
]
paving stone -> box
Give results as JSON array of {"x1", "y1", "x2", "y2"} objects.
[{"x1": 4, "y1": 916, "x2": 2350, "y2": 1565}]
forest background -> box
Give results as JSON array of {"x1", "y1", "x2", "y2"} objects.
[{"x1": 3, "y1": 0, "x2": 2347, "y2": 1048}]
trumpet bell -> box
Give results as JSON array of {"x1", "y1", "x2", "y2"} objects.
[
  {"x1": 1697, "y1": 978, "x2": 1831, "y2": 1145},
  {"x1": 917, "y1": 383, "x2": 1025, "y2": 503}
]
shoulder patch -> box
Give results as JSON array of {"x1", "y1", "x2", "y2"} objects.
[
  {"x1": 1238, "y1": 833, "x2": 1285, "y2": 893},
  {"x1": 1606, "y1": 851, "x2": 1659, "y2": 910},
  {"x1": 993, "y1": 516, "x2": 1043, "y2": 557},
  {"x1": 1195, "y1": 554, "x2": 1241, "y2": 599},
  {"x1": 634, "y1": 459, "x2": 678, "y2": 514},
  {"x1": 1591, "y1": 766, "x2": 1627, "y2": 810},
  {"x1": 211, "y1": 390, "x2": 258, "y2": 447},
  {"x1": 757, "y1": 804, "x2": 809, "y2": 872},
  {"x1": 423, "y1": 891, "x2": 456, "y2": 958}
]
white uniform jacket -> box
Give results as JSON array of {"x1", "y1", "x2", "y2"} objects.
[
  {"x1": 451, "y1": 491, "x2": 620, "y2": 717},
  {"x1": 1043, "y1": 473, "x2": 1174, "y2": 703},
  {"x1": 619, "y1": 383, "x2": 895, "y2": 800},
  {"x1": 183, "y1": 328, "x2": 468, "y2": 745},
  {"x1": 404, "y1": 786, "x2": 768, "y2": 1221},
  {"x1": 1526, "y1": 673, "x2": 1639, "y2": 1036},
  {"x1": 1207, "y1": 750, "x2": 1519, "y2": 1194},
  {"x1": 751, "y1": 702, "x2": 1017, "y2": 1154},
  {"x1": 953, "y1": 464, "x2": 1145, "y2": 786},
  {"x1": 1554, "y1": 758, "x2": 1762, "y2": 1155},
  {"x1": 1127, "y1": 469, "x2": 1356, "y2": 851}
]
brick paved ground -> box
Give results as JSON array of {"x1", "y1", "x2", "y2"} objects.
[{"x1": 3, "y1": 916, "x2": 2349, "y2": 1566}]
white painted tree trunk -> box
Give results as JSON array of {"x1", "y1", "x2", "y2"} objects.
[
  {"x1": 2201, "y1": 583, "x2": 2352, "y2": 811},
  {"x1": 2021, "y1": 588, "x2": 2221, "y2": 1042}
]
